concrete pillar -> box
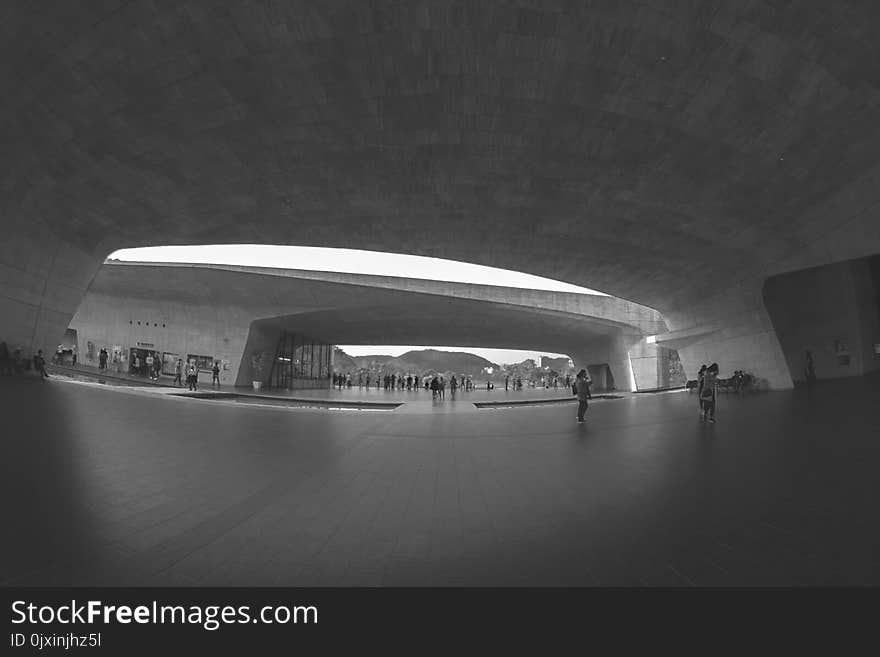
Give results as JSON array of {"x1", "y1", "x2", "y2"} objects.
[
  {"x1": 662, "y1": 278, "x2": 793, "y2": 389},
  {"x1": 0, "y1": 218, "x2": 108, "y2": 360},
  {"x1": 566, "y1": 330, "x2": 638, "y2": 392},
  {"x1": 628, "y1": 338, "x2": 661, "y2": 390},
  {"x1": 235, "y1": 321, "x2": 277, "y2": 387}
]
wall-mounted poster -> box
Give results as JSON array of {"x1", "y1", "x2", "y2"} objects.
[
  {"x1": 188, "y1": 354, "x2": 214, "y2": 372},
  {"x1": 162, "y1": 352, "x2": 180, "y2": 375}
]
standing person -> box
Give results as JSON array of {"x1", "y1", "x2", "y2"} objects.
[
  {"x1": 145, "y1": 352, "x2": 154, "y2": 379},
  {"x1": 212, "y1": 360, "x2": 221, "y2": 387},
  {"x1": 700, "y1": 363, "x2": 719, "y2": 423},
  {"x1": 174, "y1": 359, "x2": 183, "y2": 387},
  {"x1": 804, "y1": 351, "x2": 817, "y2": 393},
  {"x1": 153, "y1": 354, "x2": 162, "y2": 381},
  {"x1": 450, "y1": 376, "x2": 458, "y2": 399},
  {"x1": 574, "y1": 369, "x2": 591, "y2": 423},
  {"x1": 34, "y1": 350, "x2": 49, "y2": 380},
  {"x1": 187, "y1": 362, "x2": 198, "y2": 391},
  {"x1": 697, "y1": 364, "x2": 708, "y2": 418}
]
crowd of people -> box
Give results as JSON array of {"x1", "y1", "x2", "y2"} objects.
[
  {"x1": 330, "y1": 370, "x2": 579, "y2": 394},
  {"x1": 332, "y1": 371, "x2": 485, "y2": 396}
]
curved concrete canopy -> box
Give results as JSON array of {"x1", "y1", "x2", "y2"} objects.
[
  {"x1": 4, "y1": 2, "x2": 880, "y2": 386},
  {"x1": 70, "y1": 261, "x2": 665, "y2": 389}
]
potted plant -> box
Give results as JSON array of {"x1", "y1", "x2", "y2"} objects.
[{"x1": 251, "y1": 352, "x2": 264, "y2": 391}]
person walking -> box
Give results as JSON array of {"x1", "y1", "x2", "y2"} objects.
[
  {"x1": 574, "y1": 369, "x2": 591, "y2": 422},
  {"x1": 700, "y1": 363, "x2": 719, "y2": 423},
  {"x1": 187, "y1": 363, "x2": 198, "y2": 391},
  {"x1": 212, "y1": 360, "x2": 221, "y2": 387},
  {"x1": 174, "y1": 359, "x2": 183, "y2": 387}
]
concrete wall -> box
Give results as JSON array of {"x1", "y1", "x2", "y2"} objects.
[
  {"x1": 0, "y1": 220, "x2": 107, "y2": 363},
  {"x1": 763, "y1": 257, "x2": 880, "y2": 383},
  {"x1": 69, "y1": 292, "x2": 254, "y2": 386},
  {"x1": 628, "y1": 338, "x2": 661, "y2": 391},
  {"x1": 663, "y1": 277, "x2": 793, "y2": 389}
]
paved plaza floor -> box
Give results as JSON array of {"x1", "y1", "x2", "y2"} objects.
[{"x1": 2, "y1": 373, "x2": 878, "y2": 586}]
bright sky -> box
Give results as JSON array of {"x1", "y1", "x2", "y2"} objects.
[
  {"x1": 109, "y1": 244, "x2": 594, "y2": 364},
  {"x1": 109, "y1": 245, "x2": 605, "y2": 294},
  {"x1": 336, "y1": 345, "x2": 570, "y2": 366}
]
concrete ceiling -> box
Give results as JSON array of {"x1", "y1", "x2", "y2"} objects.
[
  {"x1": 4, "y1": 1, "x2": 880, "y2": 314},
  {"x1": 85, "y1": 261, "x2": 663, "y2": 354}
]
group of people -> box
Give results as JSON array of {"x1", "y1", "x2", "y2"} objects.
[
  {"x1": 504, "y1": 375, "x2": 525, "y2": 391},
  {"x1": 170, "y1": 358, "x2": 221, "y2": 390},
  {"x1": 135, "y1": 352, "x2": 163, "y2": 381},
  {"x1": 728, "y1": 370, "x2": 753, "y2": 393},
  {"x1": 0, "y1": 342, "x2": 49, "y2": 379},
  {"x1": 333, "y1": 371, "x2": 482, "y2": 393}
]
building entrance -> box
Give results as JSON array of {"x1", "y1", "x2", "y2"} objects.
[{"x1": 129, "y1": 347, "x2": 162, "y2": 378}]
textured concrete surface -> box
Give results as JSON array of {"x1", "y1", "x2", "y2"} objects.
[
  {"x1": 763, "y1": 256, "x2": 880, "y2": 382},
  {"x1": 3, "y1": 2, "x2": 880, "y2": 387},
  {"x1": 2, "y1": 374, "x2": 878, "y2": 586},
  {"x1": 68, "y1": 261, "x2": 666, "y2": 390}
]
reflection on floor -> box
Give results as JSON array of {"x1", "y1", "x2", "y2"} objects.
[{"x1": 1, "y1": 374, "x2": 878, "y2": 586}]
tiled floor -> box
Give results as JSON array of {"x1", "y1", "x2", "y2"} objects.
[{"x1": 1, "y1": 374, "x2": 878, "y2": 586}]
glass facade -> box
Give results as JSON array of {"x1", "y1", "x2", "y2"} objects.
[{"x1": 267, "y1": 331, "x2": 333, "y2": 390}]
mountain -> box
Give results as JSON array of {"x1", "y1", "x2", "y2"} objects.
[
  {"x1": 398, "y1": 349, "x2": 498, "y2": 374},
  {"x1": 335, "y1": 348, "x2": 499, "y2": 376},
  {"x1": 331, "y1": 348, "x2": 359, "y2": 372}
]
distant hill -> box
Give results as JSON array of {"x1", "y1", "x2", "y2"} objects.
[
  {"x1": 335, "y1": 348, "x2": 499, "y2": 376},
  {"x1": 540, "y1": 356, "x2": 573, "y2": 371},
  {"x1": 331, "y1": 348, "x2": 359, "y2": 372}
]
